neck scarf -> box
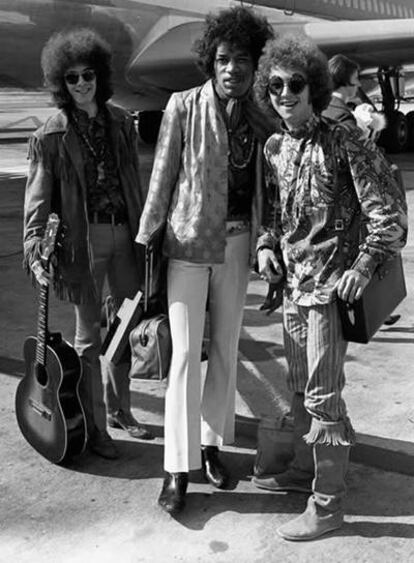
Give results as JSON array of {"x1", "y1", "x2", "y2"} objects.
[{"x1": 214, "y1": 81, "x2": 279, "y2": 143}]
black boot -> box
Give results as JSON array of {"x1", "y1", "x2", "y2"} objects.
[
  {"x1": 201, "y1": 446, "x2": 229, "y2": 489},
  {"x1": 158, "y1": 472, "x2": 188, "y2": 514}
]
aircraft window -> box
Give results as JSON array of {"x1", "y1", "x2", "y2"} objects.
[
  {"x1": 397, "y1": 5, "x2": 403, "y2": 16},
  {"x1": 385, "y1": 3, "x2": 391, "y2": 15},
  {"x1": 371, "y1": 0, "x2": 378, "y2": 13}
]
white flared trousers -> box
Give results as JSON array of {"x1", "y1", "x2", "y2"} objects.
[{"x1": 164, "y1": 232, "x2": 250, "y2": 472}]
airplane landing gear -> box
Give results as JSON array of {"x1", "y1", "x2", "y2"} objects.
[
  {"x1": 376, "y1": 66, "x2": 409, "y2": 153},
  {"x1": 378, "y1": 109, "x2": 408, "y2": 154},
  {"x1": 136, "y1": 110, "x2": 163, "y2": 144}
]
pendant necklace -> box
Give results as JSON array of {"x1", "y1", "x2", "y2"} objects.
[
  {"x1": 72, "y1": 115, "x2": 106, "y2": 181},
  {"x1": 229, "y1": 127, "x2": 255, "y2": 170}
]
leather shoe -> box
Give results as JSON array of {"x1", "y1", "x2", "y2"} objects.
[
  {"x1": 383, "y1": 314, "x2": 401, "y2": 326},
  {"x1": 158, "y1": 472, "x2": 188, "y2": 514},
  {"x1": 201, "y1": 446, "x2": 229, "y2": 489},
  {"x1": 88, "y1": 430, "x2": 119, "y2": 459},
  {"x1": 107, "y1": 409, "x2": 153, "y2": 440}
]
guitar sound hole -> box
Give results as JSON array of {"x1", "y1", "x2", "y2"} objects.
[{"x1": 35, "y1": 363, "x2": 48, "y2": 386}]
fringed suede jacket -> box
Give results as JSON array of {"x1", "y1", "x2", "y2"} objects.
[{"x1": 23, "y1": 103, "x2": 144, "y2": 304}]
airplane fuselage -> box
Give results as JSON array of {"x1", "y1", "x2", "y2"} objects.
[{"x1": 1, "y1": 0, "x2": 414, "y2": 113}]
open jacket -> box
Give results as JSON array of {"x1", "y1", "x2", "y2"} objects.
[
  {"x1": 136, "y1": 80, "x2": 270, "y2": 265},
  {"x1": 23, "y1": 102, "x2": 144, "y2": 304}
]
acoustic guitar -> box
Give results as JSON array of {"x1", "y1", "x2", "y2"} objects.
[{"x1": 15, "y1": 214, "x2": 87, "y2": 464}]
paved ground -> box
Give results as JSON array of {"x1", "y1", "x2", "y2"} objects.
[{"x1": 1, "y1": 136, "x2": 414, "y2": 562}]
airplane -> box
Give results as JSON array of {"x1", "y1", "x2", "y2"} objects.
[{"x1": 1, "y1": 0, "x2": 414, "y2": 152}]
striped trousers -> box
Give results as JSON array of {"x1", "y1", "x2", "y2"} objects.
[{"x1": 283, "y1": 297, "x2": 351, "y2": 427}]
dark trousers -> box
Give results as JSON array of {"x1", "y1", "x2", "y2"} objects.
[{"x1": 74, "y1": 223, "x2": 139, "y2": 435}]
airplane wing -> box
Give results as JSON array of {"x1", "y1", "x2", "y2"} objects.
[
  {"x1": 128, "y1": 18, "x2": 414, "y2": 97},
  {"x1": 129, "y1": 16, "x2": 414, "y2": 150},
  {"x1": 304, "y1": 19, "x2": 414, "y2": 68}
]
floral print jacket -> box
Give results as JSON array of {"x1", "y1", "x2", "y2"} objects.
[
  {"x1": 136, "y1": 80, "x2": 266, "y2": 264},
  {"x1": 257, "y1": 115, "x2": 408, "y2": 306}
]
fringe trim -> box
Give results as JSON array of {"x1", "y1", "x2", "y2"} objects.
[
  {"x1": 53, "y1": 279, "x2": 97, "y2": 304},
  {"x1": 303, "y1": 418, "x2": 356, "y2": 447}
]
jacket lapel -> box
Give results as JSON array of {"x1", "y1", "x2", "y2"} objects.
[{"x1": 62, "y1": 125, "x2": 88, "y2": 198}]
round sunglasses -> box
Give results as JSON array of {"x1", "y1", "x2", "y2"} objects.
[
  {"x1": 64, "y1": 69, "x2": 96, "y2": 85},
  {"x1": 268, "y1": 74, "x2": 307, "y2": 96}
]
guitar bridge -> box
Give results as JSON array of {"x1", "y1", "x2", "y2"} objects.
[{"x1": 29, "y1": 398, "x2": 52, "y2": 421}]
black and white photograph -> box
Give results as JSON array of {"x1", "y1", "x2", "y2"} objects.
[{"x1": 0, "y1": 1, "x2": 413, "y2": 561}]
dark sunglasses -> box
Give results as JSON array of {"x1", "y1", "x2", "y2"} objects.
[
  {"x1": 268, "y1": 74, "x2": 307, "y2": 96},
  {"x1": 64, "y1": 69, "x2": 96, "y2": 85}
]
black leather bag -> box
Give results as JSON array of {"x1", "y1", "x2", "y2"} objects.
[
  {"x1": 332, "y1": 131, "x2": 407, "y2": 343},
  {"x1": 128, "y1": 245, "x2": 172, "y2": 380},
  {"x1": 337, "y1": 254, "x2": 406, "y2": 343}
]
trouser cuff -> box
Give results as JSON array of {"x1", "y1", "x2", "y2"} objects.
[{"x1": 303, "y1": 418, "x2": 355, "y2": 446}]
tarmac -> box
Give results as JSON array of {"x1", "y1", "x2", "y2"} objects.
[{"x1": 0, "y1": 137, "x2": 414, "y2": 562}]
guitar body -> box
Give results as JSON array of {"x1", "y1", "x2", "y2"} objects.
[{"x1": 16, "y1": 332, "x2": 87, "y2": 464}]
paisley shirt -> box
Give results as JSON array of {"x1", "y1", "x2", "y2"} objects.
[
  {"x1": 258, "y1": 115, "x2": 407, "y2": 306},
  {"x1": 70, "y1": 107, "x2": 125, "y2": 215}
]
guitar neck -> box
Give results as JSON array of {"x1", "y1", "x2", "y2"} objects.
[{"x1": 36, "y1": 283, "x2": 49, "y2": 366}]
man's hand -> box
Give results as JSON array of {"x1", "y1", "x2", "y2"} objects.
[
  {"x1": 336, "y1": 269, "x2": 370, "y2": 303},
  {"x1": 31, "y1": 260, "x2": 52, "y2": 287},
  {"x1": 257, "y1": 248, "x2": 284, "y2": 284}
]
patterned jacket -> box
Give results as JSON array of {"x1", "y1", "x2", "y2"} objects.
[
  {"x1": 257, "y1": 115, "x2": 408, "y2": 306},
  {"x1": 136, "y1": 80, "x2": 267, "y2": 264}
]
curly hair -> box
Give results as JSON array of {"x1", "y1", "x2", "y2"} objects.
[
  {"x1": 328, "y1": 54, "x2": 360, "y2": 90},
  {"x1": 254, "y1": 34, "x2": 332, "y2": 117},
  {"x1": 193, "y1": 6, "x2": 274, "y2": 77},
  {"x1": 41, "y1": 28, "x2": 113, "y2": 109}
]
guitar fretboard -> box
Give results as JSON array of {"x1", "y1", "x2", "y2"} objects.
[{"x1": 35, "y1": 284, "x2": 49, "y2": 366}]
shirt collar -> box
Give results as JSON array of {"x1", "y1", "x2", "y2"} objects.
[
  {"x1": 71, "y1": 105, "x2": 106, "y2": 127},
  {"x1": 282, "y1": 113, "x2": 318, "y2": 139}
]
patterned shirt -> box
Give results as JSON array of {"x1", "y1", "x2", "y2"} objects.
[
  {"x1": 258, "y1": 115, "x2": 407, "y2": 306},
  {"x1": 70, "y1": 107, "x2": 126, "y2": 215}
]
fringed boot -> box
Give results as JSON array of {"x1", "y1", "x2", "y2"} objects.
[
  {"x1": 277, "y1": 419, "x2": 354, "y2": 541},
  {"x1": 253, "y1": 393, "x2": 314, "y2": 492}
]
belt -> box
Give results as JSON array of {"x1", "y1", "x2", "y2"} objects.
[
  {"x1": 226, "y1": 219, "x2": 250, "y2": 236},
  {"x1": 88, "y1": 211, "x2": 127, "y2": 225}
]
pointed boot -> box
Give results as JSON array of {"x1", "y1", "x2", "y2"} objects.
[
  {"x1": 158, "y1": 472, "x2": 188, "y2": 514},
  {"x1": 201, "y1": 446, "x2": 229, "y2": 489}
]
